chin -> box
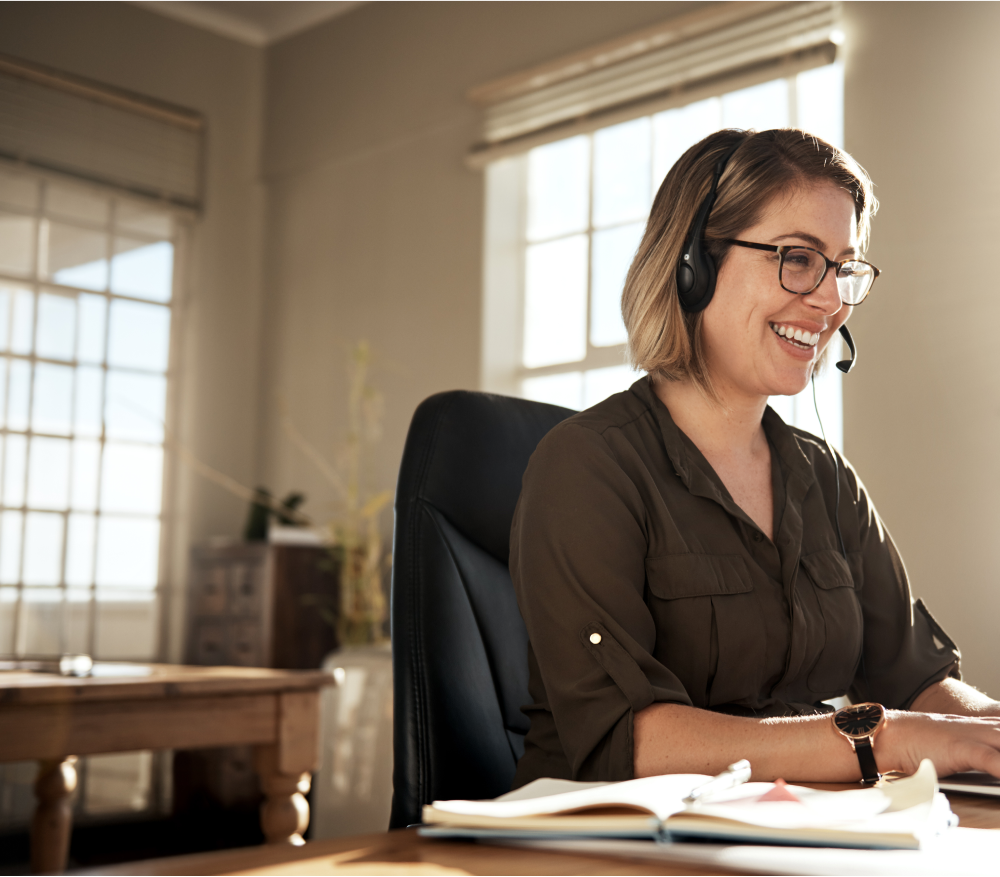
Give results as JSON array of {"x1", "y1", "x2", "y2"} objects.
[{"x1": 766, "y1": 371, "x2": 812, "y2": 398}]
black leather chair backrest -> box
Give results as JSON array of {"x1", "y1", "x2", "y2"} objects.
[{"x1": 389, "y1": 390, "x2": 574, "y2": 829}]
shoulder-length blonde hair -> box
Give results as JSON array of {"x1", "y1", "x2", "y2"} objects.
[{"x1": 622, "y1": 128, "x2": 877, "y2": 396}]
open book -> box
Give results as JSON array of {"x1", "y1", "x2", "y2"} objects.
[{"x1": 420, "y1": 760, "x2": 955, "y2": 850}]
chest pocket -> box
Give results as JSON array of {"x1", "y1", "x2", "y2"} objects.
[
  {"x1": 800, "y1": 550, "x2": 862, "y2": 694},
  {"x1": 644, "y1": 554, "x2": 765, "y2": 707}
]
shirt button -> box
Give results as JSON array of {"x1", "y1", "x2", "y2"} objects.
[
  {"x1": 753, "y1": 533, "x2": 763, "y2": 543},
  {"x1": 589, "y1": 633, "x2": 602, "y2": 645}
]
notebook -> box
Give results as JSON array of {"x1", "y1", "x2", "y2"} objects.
[{"x1": 420, "y1": 760, "x2": 956, "y2": 850}]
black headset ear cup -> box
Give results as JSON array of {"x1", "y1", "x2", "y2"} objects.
[
  {"x1": 676, "y1": 141, "x2": 741, "y2": 313},
  {"x1": 676, "y1": 242, "x2": 717, "y2": 312}
]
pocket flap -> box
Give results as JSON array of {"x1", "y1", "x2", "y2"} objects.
[
  {"x1": 800, "y1": 550, "x2": 855, "y2": 590},
  {"x1": 645, "y1": 554, "x2": 753, "y2": 600}
]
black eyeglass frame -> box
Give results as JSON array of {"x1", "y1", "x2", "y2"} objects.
[{"x1": 723, "y1": 239, "x2": 881, "y2": 305}]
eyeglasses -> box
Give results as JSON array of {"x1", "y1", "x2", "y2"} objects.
[{"x1": 724, "y1": 239, "x2": 881, "y2": 306}]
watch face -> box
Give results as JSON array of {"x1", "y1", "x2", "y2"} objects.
[{"x1": 834, "y1": 703, "x2": 885, "y2": 738}]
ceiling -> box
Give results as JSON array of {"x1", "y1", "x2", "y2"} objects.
[{"x1": 132, "y1": 1, "x2": 365, "y2": 46}]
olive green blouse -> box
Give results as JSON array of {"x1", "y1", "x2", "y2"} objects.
[{"x1": 509, "y1": 377, "x2": 960, "y2": 787}]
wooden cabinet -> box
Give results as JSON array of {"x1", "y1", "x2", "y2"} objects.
[
  {"x1": 178, "y1": 543, "x2": 339, "y2": 818},
  {"x1": 186, "y1": 543, "x2": 339, "y2": 670}
]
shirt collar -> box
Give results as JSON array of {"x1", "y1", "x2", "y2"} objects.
[{"x1": 628, "y1": 376, "x2": 818, "y2": 513}]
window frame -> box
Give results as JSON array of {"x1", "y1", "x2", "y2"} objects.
[{"x1": 0, "y1": 159, "x2": 190, "y2": 664}]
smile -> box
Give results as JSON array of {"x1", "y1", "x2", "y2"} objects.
[{"x1": 769, "y1": 322, "x2": 820, "y2": 350}]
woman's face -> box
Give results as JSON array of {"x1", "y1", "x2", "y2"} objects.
[{"x1": 702, "y1": 181, "x2": 858, "y2": 402}]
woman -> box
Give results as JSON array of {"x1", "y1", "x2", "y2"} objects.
[{"x1": 510, "y1": 128, "x2": 1000, "y2": 787}]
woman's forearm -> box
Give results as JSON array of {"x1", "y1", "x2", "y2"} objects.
[
  {"x1": 633, "y1": 703, "x2": 860, "y2": 781},
  {"x1": 634, "y1": 701, "x2": 1000, "y2": 781},
  {"x1": 911, "y1": 678, "x2": 1000, "y2": 717}
]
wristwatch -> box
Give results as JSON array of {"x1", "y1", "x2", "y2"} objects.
[{"x1": 832, "y1": 702, "x2": 886, "y2": 785}]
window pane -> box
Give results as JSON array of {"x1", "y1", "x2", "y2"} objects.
[
  {"x1": 36, "y1": 292, "x2": 76, "y2": 361},
  {"x1": 74, "y1": 365, "x2": 104, "y2": 439},
  {"x1": 523, "y1": 235, "x2": 588, "y2": 368},
  {"x1": 722, "y1": 78, "x2": 789, "y2": 130},
  {"x1": 71, "y1": 440, "x2": 101, "y2": 512},
  {"x1": 95, "y1": 592, "x2": 158, "y2": 660},
  {"x1": 21, "y1": 588, "x2": 64, "y2": 655},
  {"x1": 66, "y1": 513, "x2": 96, "y2": 587},
  {"x1": 78, "y1": 294, "x2": 108, "y2": 364},
  {"x1": 526, "y1": 136, "x2": 590, "y2": 241},
  {"x1": 797, "y1": 63, "x2": 844, "y2": 148},
  {"x1": 32, "y1": 362, "x2": 74, "y2": 435},
  {"x1": 0, "y1": 213, "x2": 34, "y2": 277},
  {"x1": 0, "y1": 588, "x2": 16, "y2": 654},
  {"x1": 583, "y1": 365, "x2": 642, "y2": 409},
  {"x1": 0, "y1": 168, "x2": 38, "y2": 211},
  {"x1": 7, "y1": 359, "x2": 31, "y2": 432},
  {"x1": 107, "y1": 300, "x2": 170, "y2": 372},
  {"x1": 111, "y1": 240, "x2": 173, "y2": 303},
  {"x1": 48, "y1": 184, "x2": 110, "y2": 225},
  {"x1": 27, "y1": 437, "x2": 71, "y2": 510},
  {"x1": 105, "y1": 371, "x2": 166, "y2": 443},
  {"x1": 23, "y1": 512, "x2": 64, "y2": 586},
  {"x1": 0, "y1": 512, "x2": 23, "y2": 584},
  {"x1": 591, "y1": 222, "x2": 643, "y2": 347},
  {"x1": 521, "y1": 372, "x2": 582, "y2": 410},
  {"x1": 3, "y1": 434, "x2": 27, "y2": 506},
  {"x1": 65, "y1": 590, "x2": 93, "y2": 655},
  {"x1": 47, "y1": 222, "x2": 108, "y2": 291},
  {"x1": 653, "y1": 97, "x2": 722, "y2": 190},
  {"x1": 116, "y1": 201, "x2": 173, "y2": 238},
  {"x1": 0, "y1": 360, "x2": 5, "y2": 427},
  {"x1": 592, "y1": 118, "x2": 651, "y2": 227},
  {"x1": 10, "y1": 287, "x2": 34, "y2": 355},
  {"x1": 95, "y1": 516, "x2": 160, "y2": 590},
  {"x1": 100, "y1": 444, "x2": 163, "y2": 515}
]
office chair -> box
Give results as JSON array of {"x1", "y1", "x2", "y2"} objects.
[{"x1": 388, "y1": 390, "x2": 575, "y2": 829}]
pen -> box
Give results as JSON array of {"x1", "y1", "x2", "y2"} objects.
[{"x1": 683, "y1": 759, "x2": 752, "y2": 804}]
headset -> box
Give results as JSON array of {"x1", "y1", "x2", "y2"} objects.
[
  {"x1": 674, "y1": 138, "x2": 856, "y2": 558},
  {"x1": 675, "y1": 140, "x2": 857, "y2": 374}
]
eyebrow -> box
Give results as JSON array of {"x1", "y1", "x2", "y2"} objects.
[{"x1": 772, "y1": 233, "x2": 857, "y2": 258}]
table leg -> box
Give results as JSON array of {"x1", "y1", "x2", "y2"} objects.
[
  {"x1": 253, "y1": 744, "x2": 310, "y2": 846},
  {"x1": 30, "y1": 756, "x2": 78, "y2": 874}
]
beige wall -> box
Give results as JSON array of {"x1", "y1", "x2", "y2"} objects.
[
  {"x1": 257, "y1": 1, "x2": 706, "y2": 538},
  {"x1": 0, "y1": 1, "x2": 267, "y2": 659},
  {"x1": 843, "y1": 2, "x2": 1000, "y2": 696}
]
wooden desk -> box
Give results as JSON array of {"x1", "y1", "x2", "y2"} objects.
[
  {"x1": 89, "y1": 791, "x2": 1000, "y2": 876},
  {"x1": 0, "y1": 662, "x2": 333, "y2": 874}
]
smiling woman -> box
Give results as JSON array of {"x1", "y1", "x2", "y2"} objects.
[{"x1": 509, "y1": 128, "x2": 1000, "y2": 790}]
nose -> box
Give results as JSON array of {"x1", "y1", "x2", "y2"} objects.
[{"x1": 804, "y1": 266, "x2": 844, "y2": 316}]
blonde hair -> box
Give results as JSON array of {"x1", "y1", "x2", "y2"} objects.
[{"x1": 622, "y1": 128, "x2": 877, "y2": 396}]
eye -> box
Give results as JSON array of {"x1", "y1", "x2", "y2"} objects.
[{"x1": 783, "y1": 249, "x2": 814, "y2": 268}]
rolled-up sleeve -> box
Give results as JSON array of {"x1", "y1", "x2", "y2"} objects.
[
  {"x1": 844, "y1": 461, "x2": 961, "y2": 709},
  {"x1": 510, "y1": 423, "x2": 693, "y2": 780}
]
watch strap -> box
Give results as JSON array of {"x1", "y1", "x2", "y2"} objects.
[{"x1": 854, "y1": 736, "x2": 880, "y2": 785}]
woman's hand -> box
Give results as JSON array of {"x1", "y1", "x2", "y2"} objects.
[{"x1": 877, "y1": 709, "x2": 1000, "y2": 777}]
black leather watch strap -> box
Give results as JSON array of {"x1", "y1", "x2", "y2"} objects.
[{"x1": 855, "y1": 737, "x2": 880, "y2": 785}]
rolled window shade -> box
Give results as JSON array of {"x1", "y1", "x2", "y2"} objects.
[
  {"x1": 0, "y1": 54, "x2": 204, "y2": 209},
  {"x1": 469, "y1": 0, "x2": 839, "y2": 156}
]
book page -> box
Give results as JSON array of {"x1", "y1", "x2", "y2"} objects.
[{"x1": 430, "y1": 772, "x2": 711, "y2": 820}]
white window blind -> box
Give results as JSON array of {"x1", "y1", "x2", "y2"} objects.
[
  {"x1": 0, "y1": 54, "x2": 204, "y2": 210},
  {"x1": 468, "y1": 0, "x2": 840, "y2": 164}
]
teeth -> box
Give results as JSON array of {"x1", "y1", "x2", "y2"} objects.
[{"x1": 769, "y1": 323, "x2": 821, "y2": 348}]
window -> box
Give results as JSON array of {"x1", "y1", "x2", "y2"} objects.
[
  {"x1": 483, "y1": 62, "x2": 846, "y2": 448},
  {"x1": 0, "y1": 164, "x2": 179, "y2": 662}
]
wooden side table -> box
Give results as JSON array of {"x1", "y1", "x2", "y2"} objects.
[{"x1": 0, "y1": 663, "x2": 333, "y2": 873}]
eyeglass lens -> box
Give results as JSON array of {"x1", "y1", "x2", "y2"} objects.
[{"x1": 780, "y1": 248, "x2": 874, "y2": 305}]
